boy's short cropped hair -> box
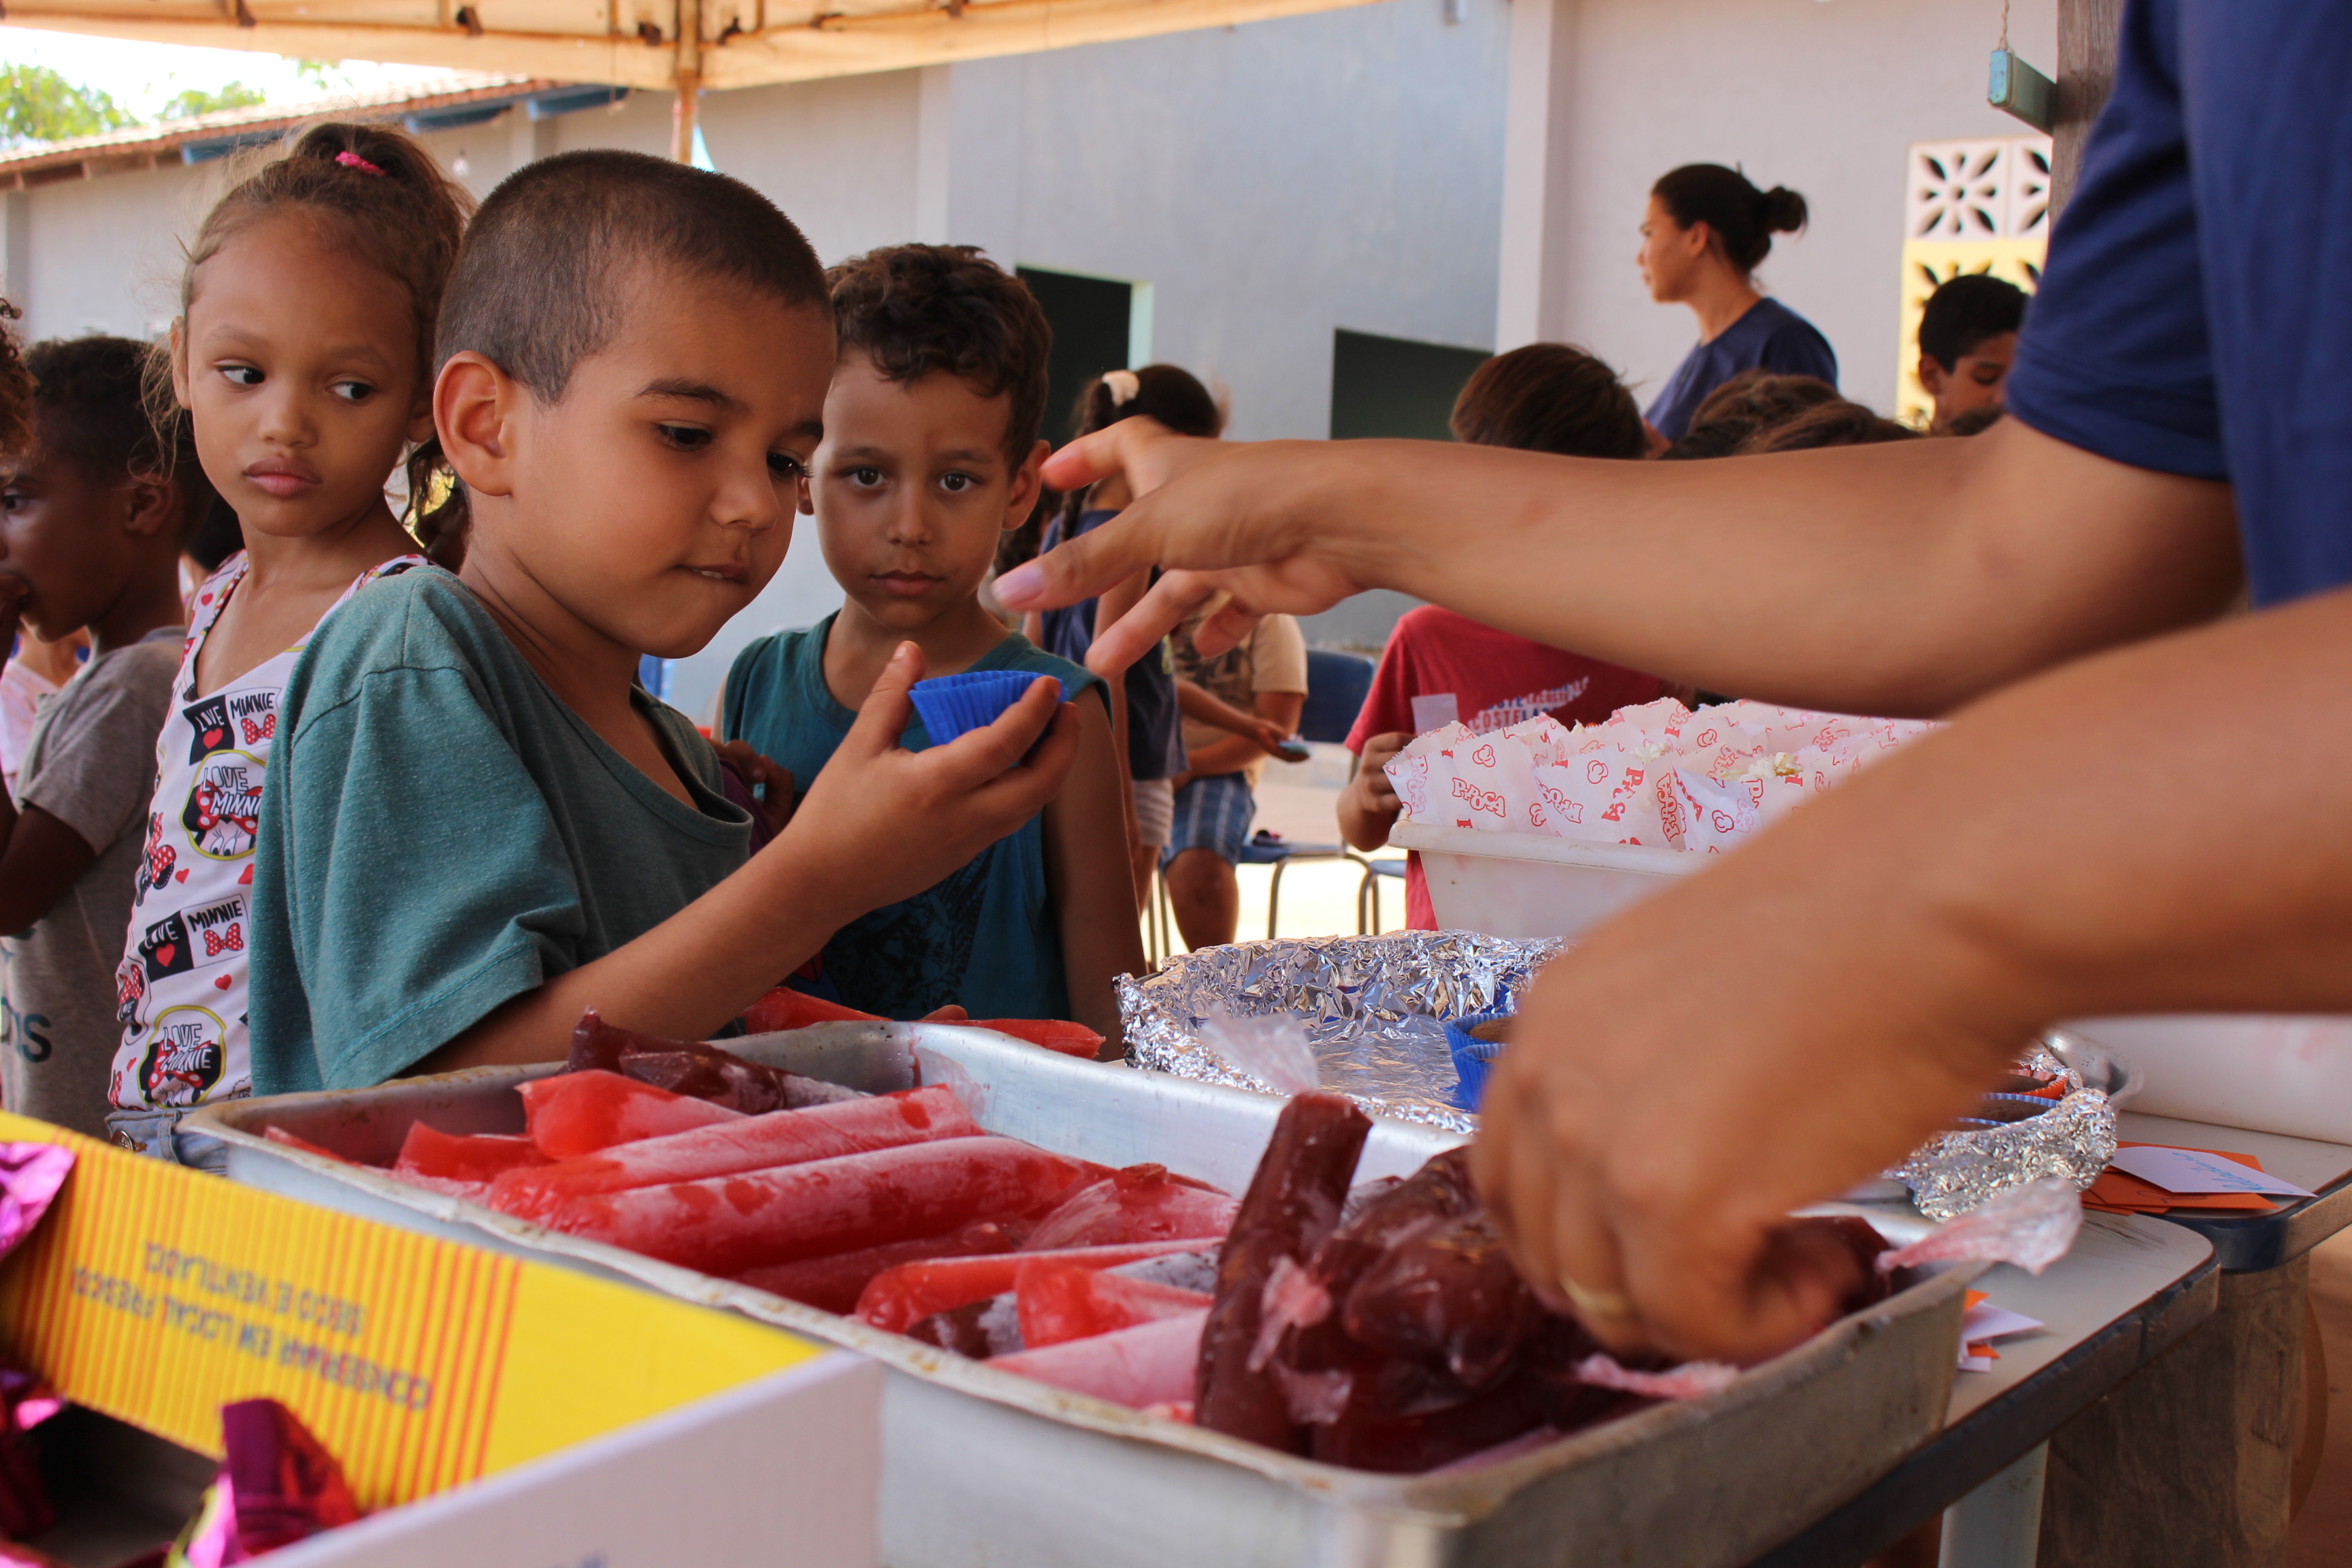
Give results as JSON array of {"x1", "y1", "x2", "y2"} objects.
[
  {"x1": 436, "y1": 150, "x2": 828, "y2": 402},
  {"x1": 26, "y1": 335, "x2": 223, "y2": 540},
  {"x1": 1449, "y1": 344, "x2": 1646, "y2": 460},
  {"x1": 1918, "y1": 274, "x2": 2029, "y2": 372},
  {"x1": 826, "y1": 245, "x2": 1052, "y2": 466}
]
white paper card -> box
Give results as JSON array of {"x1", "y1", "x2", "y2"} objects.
[
  {"x1": 2108, "y1": 1145, "x2": 2315, "y2": 1198},
  {"x1": 1410, "y1": 692, "x2": 1460, "y2": 734},
  {"x1": 1961, "y1": 1303, "x2": 2044, "y2": 1343}
]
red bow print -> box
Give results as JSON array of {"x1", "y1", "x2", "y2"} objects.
[
  {"x1": 240, "y1": 715, "x2": 276, "y2": 745},
  {"x1": 203, "y1": 927, "x2": 244, "y2": 957}
]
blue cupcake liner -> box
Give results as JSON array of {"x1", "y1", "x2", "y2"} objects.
[
  {"x1": 909, "y1": 670, "x2": 1039, "y2": 745},
  {"x1": 1445, "y1": 1007, "x2": 1513, "y2": 1114}
]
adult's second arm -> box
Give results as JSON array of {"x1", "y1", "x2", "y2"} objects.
[{"x1": 995, "y1": 418, "x2": 2240, "y2": 717}]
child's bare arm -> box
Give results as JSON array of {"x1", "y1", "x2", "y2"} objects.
[
  {"x1": 1337, "y1": 730, "x2": 1410, "y2": 852},
  {"x1": 1175, "y1": 676, "x2": 1273, "y2": 742},
  {"x1": 1042, "y1": 693, "x2": 1147, "y2": 1049},
  {"x1": 419, "y1": 645, "x2": 1078, "y2": 1073},
  {"x1": 0, "y1": 581, "x2": 99, "y2": 928}
]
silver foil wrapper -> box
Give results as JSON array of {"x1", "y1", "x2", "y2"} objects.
[
  {"x1": 1895, "y1": 1045, "x2": 2117, "y2": 1222},
  {"x1": 1118, "y1": 932, "x2": 1563, "y2": 1134}
]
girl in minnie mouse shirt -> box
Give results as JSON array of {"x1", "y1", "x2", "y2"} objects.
[{"x1": 103, "y1": 124, "x2": 472, "y2": 1161}]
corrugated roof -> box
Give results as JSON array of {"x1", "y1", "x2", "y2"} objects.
[{"x1": 0, "y1": 72, "x2": 623, "y2": 184}]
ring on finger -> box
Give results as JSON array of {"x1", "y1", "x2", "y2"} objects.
[{"x1": 1558, "y1": 1273, "x2": 1636, "y2": 1322}]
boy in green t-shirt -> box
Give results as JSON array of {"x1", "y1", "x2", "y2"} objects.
[{"x1": 246, "y1": 152, "x2": 1078, "y2": 1094}]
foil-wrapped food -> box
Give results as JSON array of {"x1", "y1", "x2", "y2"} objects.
[
  {"x1": 1124, "y1": 935, "x2": 2119, "y2": 1218},
  {"x1": 1119, "y1": 933, "x2": 1563, "y2": 1134},
  {"x1": 1894, "y1": 1045, "x2": 2117, "y2": 1221}
]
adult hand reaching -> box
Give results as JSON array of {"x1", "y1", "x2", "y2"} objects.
[{"x1": 995, "y1": 420, "x2": 1381, "y2": 670}]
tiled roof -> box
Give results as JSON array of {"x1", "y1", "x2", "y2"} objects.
[{"x1": 0, "y1": 74, "x2": 627, "y2": 185}]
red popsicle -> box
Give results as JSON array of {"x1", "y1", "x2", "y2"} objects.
[
  {"x1": 1196, "y1": 1092, "x2": 1372, "y2": 1454},
  {"x1": 549, "y1": 1137, "x2": 1090, "y2": 1277},
  {"x1": 741, "y1": 989, "x2": 881, "y2": 1032},
  {"x1": 263, "y1": 1126, "x2": 355, "y2": 1164},
  {"x1": 990, "y1": 1309, "x2": 1209, "y2": 1409},
  {"x1": 858, "y1": 1239, "x2": 1222, "y2": 1333},
  {"x1": 1021, "y1": 1165, "x2": 1239, "y2": 1251},
  {"x1": 395, "y1": 1124, "x2": 551, "y2": 1186},
  {"x1": 1015, "y1": 1260, "x2": 1211, "y2": 1348},
  {"x1": 734, "y1": 1222, "x2": 1019, "y2": 1314},
  {"x1": 489, "y1": 1085, "x2": 983, "y2": 1222},
  {"x1": 517, "y1": 1069, "x2": 745, "y2": 1158},
  {"x1": 964, "y1": 1020, "x2": 1104, "y2": 1059}
]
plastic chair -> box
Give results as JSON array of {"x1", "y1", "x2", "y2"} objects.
[{"x1": 1357, "y1": 856, "x2": 1407, "y2": 932}]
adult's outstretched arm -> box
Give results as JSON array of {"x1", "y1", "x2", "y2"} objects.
[
  {"x1": 994, "y1": 417, "x2": 2241, "y2": 717},
  {"x1": 1473, "y1": 585, "x2": 2352, "y2": 1363}
]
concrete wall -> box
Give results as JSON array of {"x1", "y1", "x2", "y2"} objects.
[
  {"x1": 944, "y1": 0, "x2": 1512, "y2": 443},
  {"x1": 1548, "y1": 0, "x2": 2057, "y2": 417}
]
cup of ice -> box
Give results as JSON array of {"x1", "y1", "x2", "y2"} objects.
[
  {"x1": 1444, "y1": 1010, "x2": 1512, "y2": 1113},
  {"x1": 909, "y1": 669, "x2": 1045, "y2": 747}
]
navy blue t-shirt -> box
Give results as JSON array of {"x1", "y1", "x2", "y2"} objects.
[
  {"x1": 1035, "y1": 507, "x2": 1186, "y2": 781},
  {"x1": 2003, "y1": 0, "x2": 2352, "y2": 606},
  {"x1": 1644, "y1": 297, "x2": 1838, "y2": 442}
]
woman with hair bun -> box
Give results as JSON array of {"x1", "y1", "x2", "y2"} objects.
[{"x1": 1637, "y1": 163, "x2": 1837, "y2": 442}]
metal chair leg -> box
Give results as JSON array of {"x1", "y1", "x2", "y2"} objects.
[{"x1": 1153, "y1": 864, "x2": 1175, "y2": 962}]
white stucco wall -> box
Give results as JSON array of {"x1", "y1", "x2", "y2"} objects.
[
  {"x1": 945, "y1": 0, "x2": 1511, "y2": 442},
  {"x1": 1546, "y1": 0, "x2": 2057, "y2": 417}
]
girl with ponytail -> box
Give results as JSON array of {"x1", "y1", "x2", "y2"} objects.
[
  {"x1": 1029, "y1": 364, "x2": 1220, "y2": 911},
  {"x1": 1637, "y1": 163, "x2": 1838, "y2": 442},
  {"x1": 108, "y1": 121, "x2": 472, "y2": 1159}
]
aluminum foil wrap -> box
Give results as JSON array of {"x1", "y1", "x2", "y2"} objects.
[
  {"x1": 1118, "y1": 932, "x2": 1563, "y2": 1134},
  {"x1": 1895, "y1": 1045, "x2": 2118, "y2": 1222}
]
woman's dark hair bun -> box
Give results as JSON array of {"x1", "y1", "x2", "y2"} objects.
[
  {"x1": 1760, "y1": 185, "x2": 1808, "y2": 235},
  {"x1": 1652, "y1": 163, "x2": 1807, "y2": 274}
]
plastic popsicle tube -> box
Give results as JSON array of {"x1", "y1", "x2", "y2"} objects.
[
  {"x1": 732, "y1": 1220, "x2": 1018, "y2": 1314},
  {"x1": 1195, "y1": 1092, "x2": 1373, "y2": 1454},
  {"x1": 567, "y1": 1010, "x2": 860, "y2": 1113},
  {"x1": 549, "y1": 1136, "x2": 1091, "y2": 1278},
  {"x1": 1015, "y1": 1260, "x2": 1211, "y2": 1349},
  {"x1": 990, "y1": 1308, "x2": 1210, "y2": 1409},
  {"x1": 394, "y1": 1124, "x2": 551, "y2": 1186},
  {"x1": 858, "y1": 1239, "x2": 1224, "y2": 1333},
  {"x1": 1022, "y1": 1165, "x2": 1239, "y2": 1251},
  {"x1": 517, "y1": 1068, "x2": 744, "y2": 1158},
  {"x1": 487, "y1": 1084, "x2": 983, "y2": 1222}
]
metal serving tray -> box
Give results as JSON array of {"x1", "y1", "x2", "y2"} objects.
[{"x1": 187, "y1": 1024, "x2": 1968, "y2": 1568}]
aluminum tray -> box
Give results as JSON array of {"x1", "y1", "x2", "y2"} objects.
[{"x1": 186, "y1": 1024, "x2": 1968, "y2": 1568}]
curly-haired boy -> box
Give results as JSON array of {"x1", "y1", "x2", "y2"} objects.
[{"x1": 722, "y1": 245, "x2": 1140, "y2": 1044}]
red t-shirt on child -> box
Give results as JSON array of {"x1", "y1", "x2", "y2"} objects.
[{"x1": 1344, "y1": 606, "x2": 1666, "y2": 928}]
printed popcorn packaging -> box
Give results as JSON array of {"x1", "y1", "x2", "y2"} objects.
[{"x1": 1386, "y1": 699, "x2": 1932, "y2": 855}]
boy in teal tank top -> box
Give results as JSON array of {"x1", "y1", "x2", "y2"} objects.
[{"x1": 723, "y1": 246, "x2": 1140, "y2": 1044}]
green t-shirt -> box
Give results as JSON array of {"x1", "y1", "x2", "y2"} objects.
[{"x1": 248, "y1": 568, "x2": 752, "y2": 1094}]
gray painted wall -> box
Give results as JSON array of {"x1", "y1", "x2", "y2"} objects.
[
  {"x1": 1548, "y1": 0, "x2": 2057, "y2": 418},
  {"x1": 945, "y1": 0, "x2": 1511, "y2": 442}
]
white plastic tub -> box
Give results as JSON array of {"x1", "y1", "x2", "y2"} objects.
[
  {"x1": 1390, "y1": 821, "x2": 1703, "y2": 939},
  {"x1": 2061, "y1": 1015, "x2": 2352, "y2": 1145}
]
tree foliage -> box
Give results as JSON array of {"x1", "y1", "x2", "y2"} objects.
[
  {"x1": 0, "y1": 64, "x2": 135, "y2": 146},
  {"x1": 159, "y1": 81, "x2": 269, "y2": 120}
]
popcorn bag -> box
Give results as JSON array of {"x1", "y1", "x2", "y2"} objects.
[{"x1": 1392, "y1": 700, "x2": 1933, "y2": 856}]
